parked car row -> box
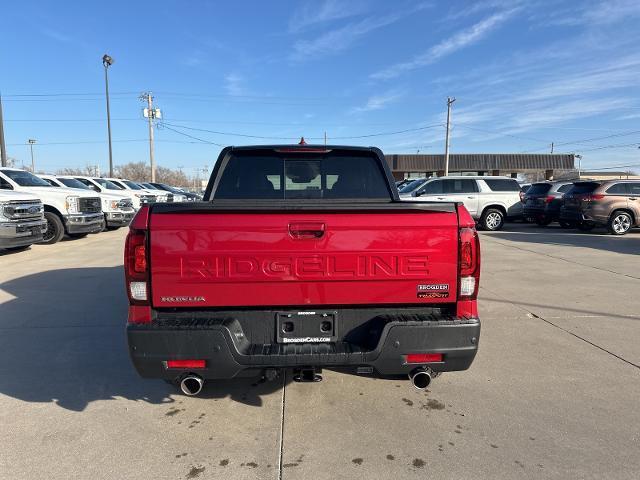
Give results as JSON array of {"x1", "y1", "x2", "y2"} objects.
[
  {"x1": 396, "y1": 176, "x2": 639, "y2": 235},
  {"x1": 0, "y1": 167, "x2": 202, "y2": 250},
  {"x1": 524, "y1": 179, "x2": 640, "y2": 235}
]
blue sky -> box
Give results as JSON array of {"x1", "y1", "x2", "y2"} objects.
[{"x1": 1, "y1": 0, "x2": 639, "y2": 175}]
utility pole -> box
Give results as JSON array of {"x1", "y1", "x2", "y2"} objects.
[
  {"x1": 324, "y1": 131, "x2": 327, "y2": 146},
  {"x1": 0, "y1": 93, "x2": 7, "y2": 167},
  {"x1": 550, "y1": 142, "x2": 554, "y2": 154},
  {"x1": 444, "y1": 97, "x2": 456, "y2": 176},
  {"x1": 141, "y1": 92, "x2": 161, "y2": 182},
  {"x1": 28, "y1": 139, "x2": 36, "y2": 172}
]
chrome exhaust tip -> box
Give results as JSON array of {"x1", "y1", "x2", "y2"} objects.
[
  {"x1": 179, "y1": 374, "x2": 204, "y2": 396},
  {"x1": 409, "y1": 368, "x2": 432, "y2": 390}
]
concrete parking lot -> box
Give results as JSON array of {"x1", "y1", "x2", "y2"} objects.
[{"x1": 0, "y1": 225, "x2": 638, "y2": 480}]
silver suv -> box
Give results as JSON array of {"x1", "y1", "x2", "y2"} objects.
[{"x1": 400, "y1": 176, "x2": 523, "y2": 230}]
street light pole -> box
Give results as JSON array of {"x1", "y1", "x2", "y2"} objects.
[
  {"x1": 28, "y1": 139, "x2": 36, "y2": 172},
  {"x1": 575, "y1": 154, "x2": 582, "y2": 180},
  {"x1": 102, "y1": 54, "x2": 114, "y2": 177}
]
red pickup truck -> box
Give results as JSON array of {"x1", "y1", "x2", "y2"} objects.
[{"x1": 125, "y1": 145, "x2": 480, "y2": 395}]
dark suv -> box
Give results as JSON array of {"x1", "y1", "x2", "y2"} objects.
[
  {"x1": 523, "y1": 181, "x2": 575, "y2": 226},
  {"x1": 560, "y1": 180, "x2": 640, "y2": 234}
]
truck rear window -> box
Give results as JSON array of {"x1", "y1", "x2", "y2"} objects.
[{"x1": 212, "y1": 152, "x2": 390, "y2": 200}]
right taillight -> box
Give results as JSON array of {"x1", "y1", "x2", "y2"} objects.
[
  {"x1": 585, "y1": 194, "x2": 605, "y2": 201},
  {"x1": 458, "y1": 227, "x2": 480, "y2": 300}
]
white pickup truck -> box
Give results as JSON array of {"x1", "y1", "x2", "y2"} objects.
[
  {"x1": 0, "y1": 168, "x2": 104, "y2": 244},
  {"x1": 105, "y1": 178, "x2": 169, "y2": 205},
  {"x1": 0, "y1": 190, "x2": 46, "y2": 251},
  {"x1": 46, "y1": 175, "x2": 135, "y2": 229},
  {"x1": 93, "y1": 178, "x2": 164, "y2": 209}
]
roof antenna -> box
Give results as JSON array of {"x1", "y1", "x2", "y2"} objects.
[{"x1": 298, "y1": 136, "x2": 307, "y2": 145}]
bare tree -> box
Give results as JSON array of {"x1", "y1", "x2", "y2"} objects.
[
  {"x1": 114, "y1": 162, "x2": 150, "y2": 182},
  {"x1": 156, "y1": 166, "x2": 190, "y2": 188},
  {"x1": 56, "y1": 166, "x2": 98, "y2": 176},
  {"x1": 113, "y1": 162, "x2": 191, "y2": 187}
]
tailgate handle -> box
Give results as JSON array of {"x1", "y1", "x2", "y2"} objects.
[{"x1": 288, "y1": 222, "x2": 325, "y2": 239}]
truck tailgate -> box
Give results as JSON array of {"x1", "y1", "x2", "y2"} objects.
[{"x1": 149, "y1": 211, "x2": 459, "y2": 308}]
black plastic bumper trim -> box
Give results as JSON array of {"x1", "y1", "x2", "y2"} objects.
[{"x1": 127, "y1": 317, "x2": 480, "y2": 380}]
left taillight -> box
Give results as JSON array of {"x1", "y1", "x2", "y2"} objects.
[{"x1": 458, "y1": 227, "x2": 480, "y2": 300}]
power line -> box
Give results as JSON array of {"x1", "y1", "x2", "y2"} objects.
[
  {"x1": 581, "y1": 163, "x2": 640, "y2": 171},
  {"x1": 159, "y1": 122, "x2": 312, "y2": 141},
  {"x1": 3, "y1": 97, "x2": 137, "y2": 103},
  {"x1": 520, "y1": 130, "x2": 640, "y2": 153},
  {"x1": 453, "y1": 123, "x2": 550, "y2": 144},
  {"x1": 160, "y1": 121, "x2": 444, "y2": 141},
  {"x1": 7, "y1": 139, "x2": 147, "y2": 146},
  {"x1": 332, "y1": 124, "x2": 445, "y2": 139},
  {"x1": 3, "y1": 92, "x2": 340, "y2": 106},
  {"x1": 454, "y1": 123, "x2": 640, "y2": 154},
  {"x1": 2, "y1": 91, "x2": 139, "y2": 97},
  {"x1": 576, "y1": 142, "x2": 640, "y2": 153},
  {"x1": 158, "y1": 123, "x2": 225, "y2": 147},
  {"x1": 6, "y1": 139, "x2": 209, "y2": 146},
  {"x1": 553, "y1": 130, "x2": 640, "y2": 148},
  {"x1": 4, "y1": 118, "x2": 140, "y2": 123},
  {"x1": 155, "y1": 91, "x2": 347, "y2": 102}
]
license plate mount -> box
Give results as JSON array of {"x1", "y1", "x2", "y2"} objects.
[{"x1": 276, "y1": 311, "x2": 337, "y2": 344}]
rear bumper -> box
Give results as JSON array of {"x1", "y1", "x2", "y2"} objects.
[
  {"x1": 559, "y1": 208, "x2": 586, "y2": 223},
  {"x1": 127, "y1": 316, "x2": 480, "y2": 380},
  {"x1": 64, "y1": 213, "x2": 104, "y2": 234},
  {"x1": 523, "y1": 205, "x2": 560, "y2": 219}
]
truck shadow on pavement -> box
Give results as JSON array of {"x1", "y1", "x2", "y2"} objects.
[
  {"x1": 488, "y1": 225, "x2": 639, "y2": 256},
  {"x1": 0, "y1": 266, "x2": 286, "y2": 412}
]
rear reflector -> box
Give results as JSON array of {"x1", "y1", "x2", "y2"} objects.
[
  {"x1": 129, "y1": 281, "x2": 148, "y2": 301},
  {"x1": 406, "y1": 353, "x2": 443, "y2": 364},
  {"x1": 166, "y1": 360, "x2": 206, "y2": 369}
]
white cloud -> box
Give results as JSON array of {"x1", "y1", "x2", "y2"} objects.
[
  {"x1": 183, "y1": 51, "x2": 204, "y2": 67},
  {"x1": 617, "y1": 111, "x2": 640, "y2": 121},
  {"x1": 445, "y1": 0, "x2": 525, "y2": 21},
  {"x1": 350, "y1": 90, "x2": 405, "y2": 114},
  {"x1": 542, "y1": 0, "x2": 640, "y2": 27},
  {"x1": 289, "y1": 0, "x2": 365, "y2": 33},
  {"x1": 371, "y1": 8, "x2": 519, "y2": 80},
  {"x1": 41, "y1": 28, "x2": 72, "y2": 43},
  {"x1": 291, "y1": 3, "x2": 432, "y2": 61},
  {"x1": 224, "y1": 73, "x2": 246, "y2": 96}
]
